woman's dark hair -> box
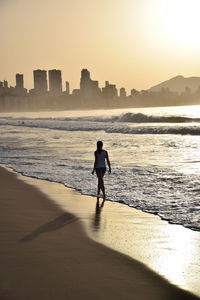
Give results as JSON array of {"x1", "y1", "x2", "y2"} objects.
[{"x1": 97, "y1": 140, "x2": 103, "y2": 150}]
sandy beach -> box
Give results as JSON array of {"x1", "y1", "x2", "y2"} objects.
[{"x1": 0, "y1": 166, "x2": 199, "y2": 300}]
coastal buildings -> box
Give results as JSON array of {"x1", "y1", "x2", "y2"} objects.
[
  {"x1": 0, "y1": 68, "x2": 130, "y2": 101},
  {"x1": 65, "y1": 81, "x2": 70, "y2": 94},
  {"x1": 119, "y1": 87, "x2": 126, "y2": 98},
  {"x1": 0, "y1": 76, "x2": 27, "y2": 97},
  {"x1": 102, "y1": 81, "x2": 118, "y2": 98},
  {"x1": 1, "y1": 68, "x2": 200, "y2": 112},
  {"x1": 80, "y1": 69, "x2": 101, "y2": 99},
  {"x1": 15, "y1": 74, "x2": 27, "y2": 96},
  {"x1": 0, "y1": 81, "x2": 8, "y2": 96},
  {"x1": 33, "y1": 70, "x2": 48, "y2": 95},
  {"x1": 16, "y1": 74, "x2": 24, "y2": 89},
  {"x1": 48, "y1": 69, "x2": 62, "y2": 95}
]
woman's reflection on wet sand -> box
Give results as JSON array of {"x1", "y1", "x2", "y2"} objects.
[{"x1": 93, "y1": 197, "x2": 105, "y2": 231}]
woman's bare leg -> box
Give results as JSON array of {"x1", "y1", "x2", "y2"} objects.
[
  {"x1": 97, "y1": 179, "x2": 100, "y2": 195},
  {"x1": 100, "y1": 177, "x2": 105, "y2": 198},
  {"x1": 96, "y1": 170, "x2": 106, "y2": 198}
]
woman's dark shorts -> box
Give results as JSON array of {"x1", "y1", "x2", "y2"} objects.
[{"x1": 95, "y1": 167, "x2": 106, "y2": 176}]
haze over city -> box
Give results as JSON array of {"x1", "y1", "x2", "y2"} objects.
[{"x1": 1, "y1": 0, "x2": 200, "y2": 91}]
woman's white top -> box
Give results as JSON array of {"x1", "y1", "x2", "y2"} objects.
[{"x1": 96, "y1": 150, "x2": 107, "y2": 168}]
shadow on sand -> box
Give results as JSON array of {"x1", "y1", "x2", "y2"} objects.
[
  {"x1": 20, "y1": 212, "x2": 78, "y2": 243},
  {"x1": 93, "y1": 197, "x2": 105, "y2": 231}
]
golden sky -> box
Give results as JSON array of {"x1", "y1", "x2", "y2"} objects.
[{"x1": 1, "y1": 0, "x2": 200, "y2": 92}]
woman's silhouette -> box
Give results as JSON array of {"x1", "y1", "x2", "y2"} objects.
[{"x1": 92, "y1": 141, "x2": 111, "y2": 198}]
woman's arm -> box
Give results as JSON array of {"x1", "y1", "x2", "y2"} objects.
[
  {"x1": 92, "y1": 152, "x2": 97, "y2": 174},
  {"x1": 106, "y1": 151, "x2": 111, "y2": 173}
]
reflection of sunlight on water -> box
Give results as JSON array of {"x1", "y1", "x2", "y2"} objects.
[
  {"x1": 9, "y1": 168, "x2": 200, "y2": 297},
  {"x1": 87, "y1": 202, "x2": 200, "y2": 296},
  {"x1": 142, "y1": 105, "x2": 200, "y2": 118},
  {"x1": 154, "y1": 225, "x2": 199, "y2": 290},
  {"x1": 178, "y1": 166, "x2": 200, "y2": 175}
]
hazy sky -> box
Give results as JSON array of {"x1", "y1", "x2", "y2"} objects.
[{"x1": 1, "y1": 0, "x2": 200, "y2": 92}]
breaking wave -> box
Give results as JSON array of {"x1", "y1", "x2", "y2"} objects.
[
  {"x1": 55, "y1": 113, "x2": 200, "y2": 123},
  {"x1": 1, "y1": 113, "x2": 200, "y2": 135},
  {"x1": 113, "y1": 113, "x2": 200, "y2": 123}
]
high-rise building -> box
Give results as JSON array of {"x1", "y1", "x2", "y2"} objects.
[
  {"x1": 80, "y1": 69, "x2": 100, "y2": 99},
  {"x1": 120, "y1": 87, "x2": 126, "y2": 98},
  {"x1": 16, "y1": 74, "x2": 24, "y2": 89},
  {"x1": 65, "y1": 81, "x2": 70, "y2": 94},
  {"x1": 80, "y1": 69, "x2": 90, "y2": 89},
  {"x1": 15, "y1": 73, "x2": 27, "y2": 96},
  {"x1": 48, "y1": 69, "x2": 62, "y2": 95},
  {"x1": 131, "y1": 88, "x2": 139, "y2": 97},
  {"x1": 102, "y1": 82, "x2": 118, "y2": 99},
  {"x1": 4, "y1": 80, "x2": 8, "y2": 88},
  {"x1": 33, "y1": 70, "x2": 47, "y2": 94}
]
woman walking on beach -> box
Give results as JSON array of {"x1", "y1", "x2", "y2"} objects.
[{"x1": 92, "y1": 141, "x2": 111, "y2": 198}]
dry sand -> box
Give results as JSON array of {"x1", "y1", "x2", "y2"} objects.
[{"x1": 0, "y1": 166, "x2": 199, "y2": 300}]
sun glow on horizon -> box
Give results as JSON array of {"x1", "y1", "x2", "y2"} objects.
[
  {"x1": 159, "y1": 0, "x2": 200, "y2": 49},
  {"x1": 117, "y1": 0, "x2": 200, "y2": 62},
  {"x1": 1, "y1": 0, "x2": 200, "y2": 90}
]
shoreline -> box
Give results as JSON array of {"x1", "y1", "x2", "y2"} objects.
[
  {"x1": 3, "y1": 166, "x2": 200, "y2": 234},
  {"x1": 0, "y1": 166, "x2": 200, "y2": 299},
  {"x1": 19, "y1": 167, "x2": 200, "y2": 297}
]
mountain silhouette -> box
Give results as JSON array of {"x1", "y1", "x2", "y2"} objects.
[{"x1": 148, "y1": 75, "x2": 200, "y2": 94}]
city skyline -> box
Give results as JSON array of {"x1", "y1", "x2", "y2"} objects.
[
  {"x1": 0, "y1": 68, "x2": 125, "y2": 96},
  {"x1": 1, "y1": 67, "x2": 200, "y2": 113},
  {"x1": 1, "y1": 0, "x2": 200, "y2": 92},
  {"x1": 2, "y1": 68, "x2": 200, "y2": 98}
]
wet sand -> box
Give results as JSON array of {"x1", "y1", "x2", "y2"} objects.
[{"x1": 0, "y1": 166, "x2": 199, "y2": 300}]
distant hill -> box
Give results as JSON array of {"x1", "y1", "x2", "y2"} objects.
[{"x1": 148, "y1": 75, "x2": 200, "y2": 94}]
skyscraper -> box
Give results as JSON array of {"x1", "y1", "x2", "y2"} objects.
[
  {"x1": 80, "y1": 69, "x2": 90, "y2": 90},
  {"x1": 16, "y1": 74, "x2": 24, "y2": 89},
  {"x1": 4, "y1": 80, "x2": 8, "y2": 89},
  {"x1": 65, "y1": 81, "x2": 70, "y2": 94},
  {"x1": 33, "y1": 70, "x2": 47, "y2": 94},
  {"x1": 48, "y1": 69, "x2": 62, "y2": 95},
  {"x1": 80, "y1": 69, "x2": 100, "y2": 99},
  {"x1": 119, "y1": 87, "x2": 126, "y2": 98},
  {"x1": 102, "y1": 81, "x2": 118, "y2": 98},
  {"x1": 15, "y1": 73, "x2": 27, "y2": 96}
]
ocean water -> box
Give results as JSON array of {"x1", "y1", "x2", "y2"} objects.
[{"x1": 1, "y1": 105, "x2": 200, "y2": 231}]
